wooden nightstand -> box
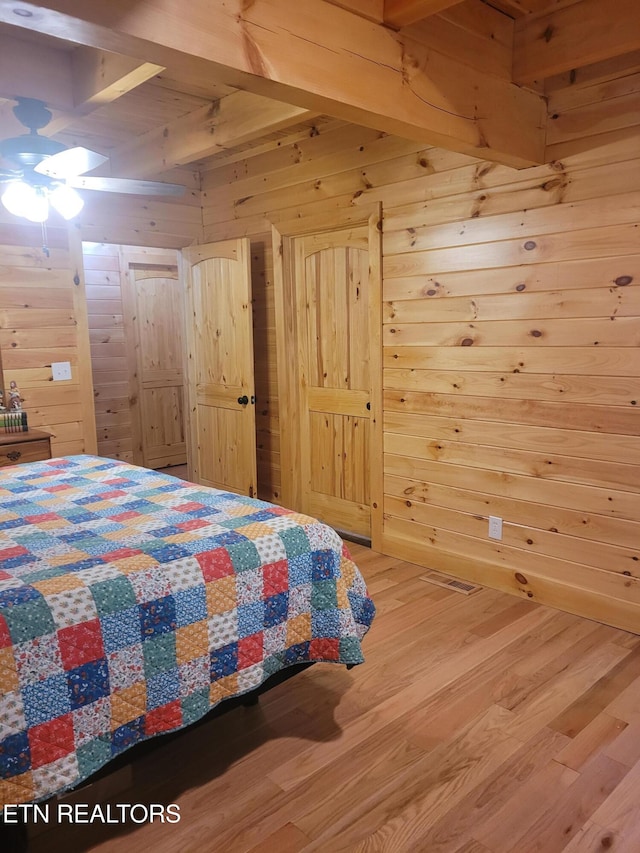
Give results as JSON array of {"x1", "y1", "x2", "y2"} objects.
[{"x1": 0, "y1": 429, "x2": 52, "y2": 468}]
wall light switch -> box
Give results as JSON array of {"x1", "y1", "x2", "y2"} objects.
[{"x1": 51, "y1": 362, "x2": 72, "y2": 381}]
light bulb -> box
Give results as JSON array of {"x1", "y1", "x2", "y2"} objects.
[
  {"x1": 22, "y1": 187, "x2": 49, "y2": 223},
  {"x1": 50, "y1": 184, "x2": 84, "y2": 220},
  {"x1": 1, "y1": 181, "x2": 38, "y2": 218},
  {"x1": 1, "y1": 181, "x2": 49, "y2": 222}
]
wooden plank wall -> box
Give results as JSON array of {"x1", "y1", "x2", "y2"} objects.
[
  {"x1": 77, "y1": 175, "x2": 203, "y2": 250},
  {"x1": 251, "y1": 239, "x2": 281, "y2": 503},
  {"x1": 83, "y1": 243, "x2": 132, "y2": 461},
  {"x1": 0, "y1": 223, "x2": 97, "y2": 456},
  {"x1": 200, "y1": 104, "x2": 640, "y2": 630}
]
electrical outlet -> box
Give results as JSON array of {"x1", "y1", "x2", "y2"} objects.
[
  {"x1": 488, "y1": 515, "x2": 503, "y2": 540},
  {"x1": 51, "y1": 362, "x2": 72, "y2": 381}
]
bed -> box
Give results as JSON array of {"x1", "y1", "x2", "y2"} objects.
[{"x1": 0, "y1": 455, "x2": 375, "y2": 810}]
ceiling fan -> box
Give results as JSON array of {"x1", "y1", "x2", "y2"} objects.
[{"x1": 0, "y1": 97, "x2": 185, "y2": 223}]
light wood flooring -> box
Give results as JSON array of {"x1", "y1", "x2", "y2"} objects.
[
  {"x1": 32, "y1": 544, "x2": 640, "y2": 852},
  {"x1": 156, "y1": 464, "x2": 189, "y2": 481}
]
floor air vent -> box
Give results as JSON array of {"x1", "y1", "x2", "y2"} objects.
[{"x1": 420, "y1": 570, "x2": 482, "y2": 595}]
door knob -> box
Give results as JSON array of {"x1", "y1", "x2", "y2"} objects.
[{"x1": 237, "y1": 395, "x2": 249, "y2": 405}]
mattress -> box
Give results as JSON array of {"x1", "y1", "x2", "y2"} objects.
[{"x1": 0, "y1": 455, "x2": 375, "y2": 806}]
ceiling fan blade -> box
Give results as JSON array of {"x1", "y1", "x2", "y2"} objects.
[
  {"x1": 67, "y1": 176, "x2": 186, "y2": 197},
  {"x1": 34, "y1": 147, "x2": 109, "y2": 179}
]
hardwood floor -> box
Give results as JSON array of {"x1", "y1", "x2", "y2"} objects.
[
  {"x1": 31, "y1": 544, "x2": 640, "y2": 853},
  {"x1": 156, "y1": 464, "x2": 189, "y2": 481}
]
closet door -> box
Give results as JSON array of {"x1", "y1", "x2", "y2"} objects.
[
  {"x1": 129, "y1": 266, "x2": 187, "y2": 469},
  {"x1": 181, "y1": 239, "x2": 257, "y2": 497},
  {"x1": 274, "y1": 213, "x2": 382, "y2": 542}
]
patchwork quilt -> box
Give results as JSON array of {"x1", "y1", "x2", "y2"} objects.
[{"x1": 0, "y1": 455, "x2": 375, "y2": 807}]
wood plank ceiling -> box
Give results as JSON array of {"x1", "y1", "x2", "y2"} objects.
[{"x1": 0, "y1": 0, "x2": 638, "y2": 189}]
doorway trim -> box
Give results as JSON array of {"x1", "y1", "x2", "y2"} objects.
[{"x1": 272, "y1": 204, "x2": 383, "y2": 551}]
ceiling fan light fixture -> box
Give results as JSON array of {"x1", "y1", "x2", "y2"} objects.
[
  {"x1": 1, "y1": 97, "x2": 186, "y2": 218},
  {"x1": 1, "y1": 180, "x2": 84, "y2": 223},
  {"x1": 49, "y1": 184, "x2": 84, "y2": 220},
  {"x1": 22, "y1": 186, "x2": 49, "y2": 223},
  {"x1": 1, "y1": 180, "x2": 41, "y2": 219}
]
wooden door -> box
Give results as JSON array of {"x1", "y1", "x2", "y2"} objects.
[
  {"x1": 181, "y1": 239, "x2": 257, "y2": 497},
  {"x1": 130, "y1": 266, "x2": 187, "y2": 469},
  {"x1": 274, "y1": 214, "x2": 382, "y2": 542}
]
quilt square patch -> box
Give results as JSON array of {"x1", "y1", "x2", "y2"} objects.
[
  {"x1": 205, "y1": 575, "x2": 236, "y2": 616},
  {"x1": 128, "y1": 568, "x2": 171, "y2": 604},
  {"x1": 101, "y1": 607, "x2": 140, "y2": 653},
  {"x1": 210, "y1": 642, "x2": 238, "y2": 681},
  {"x1": 145, "y1": 699, "x2": 182, "y2": 735},
  {"x1": 207, "y1": 609, "x2": 238, "y2": 651},
  {"x1": 237, "y1": 602, "x2": 264, "y2": 638},
  {"x1": 0, "y1": 688, "x2": 26, "y2": 731},
  {"x1": 175, "y1": 622, "x2": 208, "y2": 664},
  {"x1": 46, "y1": 586, "x2": 99, "y2": 629},
  {"x1": 227, "y1": 540, "x2": 262, "y2": 573},
  {"x1": 235, "y1": 568, "x2": 263, "y2": 605},
  {"x1": 196, "y1": 547, "x2": 234, "y2": 581},
  {"x1": 0, "y1": 730, "x2": 30, "y2": 778},
  {"x1": 177, "y1": 656, "x2": 209, "y2": 696},
  {"x1": 3, "y1": 595, "x2": 56, "y2": 645},
  {"x1": 311, "y1": 580, "x2": 338, "y2": 611},
  {"x1": 72, "y1": 696, "x2": 111, "y2": 747},
  {"x1": 264, "y1": 592, "x2": 289, "y2": 628},
  {"x1": 22, "y1": 674, "x2": 71, "y2": 726},
  {"x1": 28, "y1": 713, "x2": 75, "y2": 769},
  {"x1": 143, "y1": 633, "x2": 176, "y2": 678},
  {"x1": 146, "y1": 668, "x2": 180, "y2": 710},
  {"x1": 58, "y1": 619, "x2": 105, "y2": 670},
  {"x1": 107, "y1": 645, "x2": 144, "y2": 690},
  {"x1": 90, "y1": 575, "x2": 137, "y2": 616},
  {"x1": 279, "y1": 527, "x2": 310, "y2": 557},
  {"x1": 75, "y1": 736, "x2": 111, "y2": 781},
  {"x1": 263, "y1": 561, "x2": 289, "y2": 597},
  {"x1": 174, "y1": 586, "x2": 207, "y2": 628},
  {"x1": 0, "y1": 613, "x2": 11, "y2": 648},
  {"x1": 312, "y1": 550, "x2": 339, "y2": 581},
  {"x1": 66, "y1": 658, "x2": 110, "y2": 709},
  {"x1": 163, "y1": 557, "x2": 204, "y2": 592},
  {"x1": 110, "y1": 683, "x2": 146, "y2": 728},
  {"x1": 111, "y1": 717, "x2": 144, "y2": 756},
  {"x1": 139, "y1": 596, "x2": 177, "y2": 639},
  {"x1": 287, "y1": 554, "x2": 313, "y2": 588},
  {"x1": 14, "y1": 633, "x2": 63, "y2": 687},
  {"x1": 309, "y1": 637, "x2": 341, "y2": 660},
  {"x1": 238, "y1": 634, "x2": 263, "y2": 670}
]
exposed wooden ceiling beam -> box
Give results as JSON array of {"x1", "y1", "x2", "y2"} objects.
[
  {"x1": 47, "y1": 49, "x2": 164, "y2": 134},
  {"x1": 71, "y1": 48, "x2": 163, "y2": 115},
  {"x1": 0, "y1": 30, "x2": 73, "y2": 110},
  {"x1": 514, "y1": 0, "x2": 640, "y2": 84},
  {"x1": 110, "y1": 92, "x2": 317, "y2": 178},
  {"x1": 325, "y1": 0, "x2": 384, "y2": 23},
  {"x1": 0, "y1": 97, "x2": 23, "y2": 139},
  {"x1": 0, "y1": 0, "x2": 546, "y2": 168},
  {"x1": 482, "y1": 0, "x2": 528, "y2": 17},
  {"x1": 384, "y1": 0, "x2": 464, "y2": 28},
  {"x1": 0, "y1": 31, "x2": 164, "y2": 136}
]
